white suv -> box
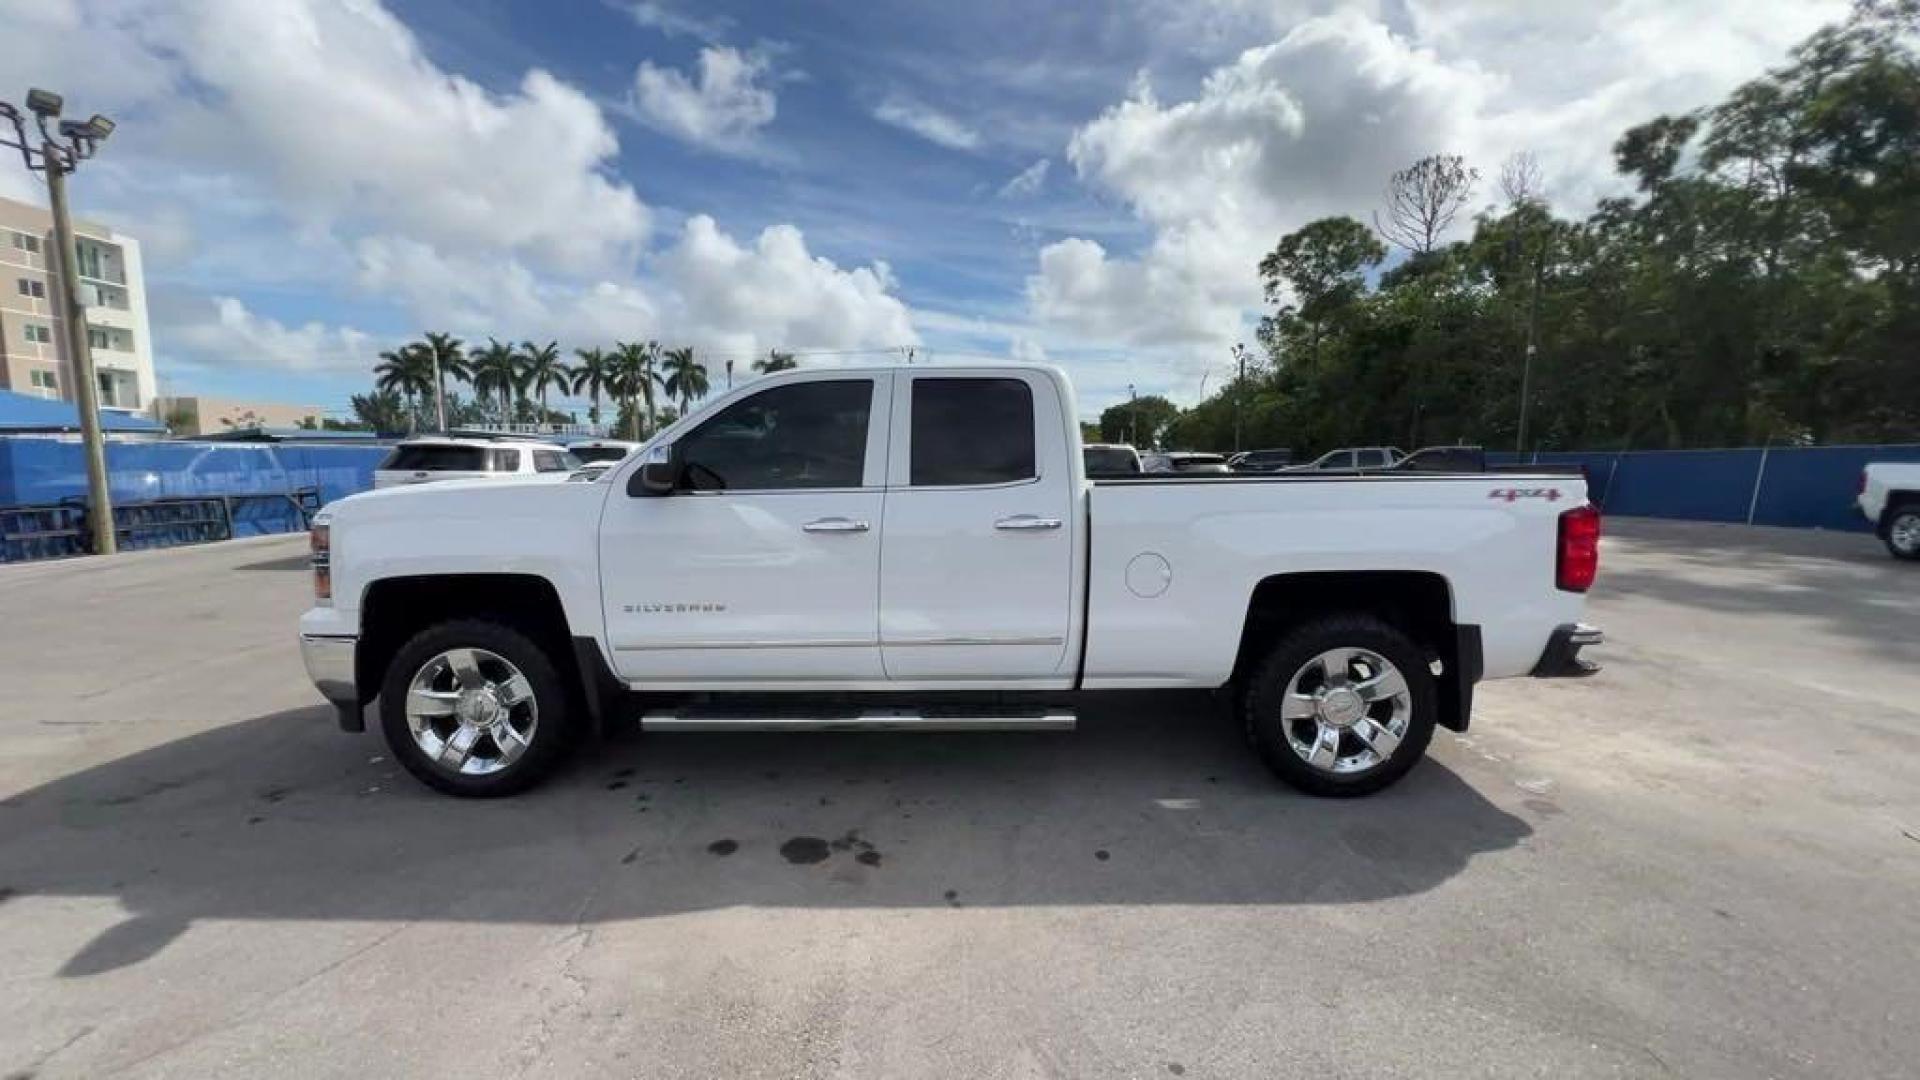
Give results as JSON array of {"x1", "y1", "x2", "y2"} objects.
[{"x1": 373, "y1": 438, "x2": 582, "y2": 489}]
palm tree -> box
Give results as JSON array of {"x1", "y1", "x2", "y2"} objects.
[
  {"x1": 753, "y1": 348, "x2": 797, "y2": 374},
  {"x1": 518, "y1": 340, "x2": 569, "y2": 421},
  {"x1": 661, "y1": 346, "x2": 708, "y2": 416},
  {"x1": 373, "y1": 346, "x2": 433, "y2": 432},
  {"x1": 468, "y1": 337, "x2": 520, "y2": 425},
  {"x1": 571, "y1": 347, "x2": 616, "y2": 427},
  {"x1": 418, "y1": 332, "x2": 467, "y2": 431},
  {"x1": 611, "y1": 340, "x2": 660, "y2": 440}
]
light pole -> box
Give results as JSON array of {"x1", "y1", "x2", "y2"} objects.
[
  {"x1": 1230, "y1": 342, "x2": 1250, "y2": 453},
  {"x1": 1127, "y1": 383, "x2": 1137, "y2": 447},
  {"x1": 2, "y1": 89, "x2": 117, "y2": 555}
]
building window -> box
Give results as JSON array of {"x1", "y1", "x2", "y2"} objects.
[
  {"x1": 23, "y1": 323, "x2": 52, "y2": 344},
  {"x1": 30, "y1": 369, "x2": 57, "y2": 391},
  {"x1": 89, "y1": 326, "x2": 110, "y2": 350},
  {"x1": 11, "y1": 231, "x2": 40, "y2": 254},
  {"x1": 17, "y1": 277, "x2": 46, "y2": 299},
  {"x1": 76, "y1": 243, "x2": 102, "y2": 280}
]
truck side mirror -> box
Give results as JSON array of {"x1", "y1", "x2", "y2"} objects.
[{"x1": 629, "y1": 443, "x2": 680, "y2": 497}]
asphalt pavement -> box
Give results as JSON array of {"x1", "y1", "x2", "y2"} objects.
[{"x1": 1, "y1": 519, "x2": 1916, "y2": 1079}]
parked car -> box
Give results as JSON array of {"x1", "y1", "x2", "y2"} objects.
[
  {"x1": 372, "y1": 438, "x2": 582, "y2": 489},
  {"x1": 1083, "y1": 443, "x2": 1143, "y2": 475},
  {"x1": 1287, "y1": 447, "x2": 1405, "y2": 471},
  {"x1": 1858, "y1": 462, "x2": 1920, "y2": 560},
  {"x1": 1228, "y1": 448, "x2": 1294, "y2": 472},
  {"x1": 1141, "y1": 451, "x2": 1231, "y2": 474},
  {"x1": 564, "y1": 438, "x2": 641, "y2": 464},
  {"x1": 302, "y1": 363, "x2": 1602, "y2": 800},
  {"x1": 1395, "y1": 446, "x2": 1487, "y2": 472}
]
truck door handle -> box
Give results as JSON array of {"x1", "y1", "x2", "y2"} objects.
[
  {"x1": 802, "y1": 517, "x2": 870, "y2": 533},
  {"x1": 995, "y1": 515, "x2": 1062, "y2": 531}
]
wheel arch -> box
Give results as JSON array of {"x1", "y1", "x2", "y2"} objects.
[
  {"x1": 355, "y1": 574, "x2": 587, "y2": 723},
  {"x1": 1230, "y1": 570, "x2": 1478, "y2": 732}
]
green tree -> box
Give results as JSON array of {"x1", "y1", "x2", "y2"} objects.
[
  {"x1": 611, "y1": 340, "x2": 661, "y2": 439},
  {"x1": 350, "y1": 390, "x2": 410, "y2": 433},
  {"x1": 416, "y1": 332, "x2": 468, "y2": 430},
  {"x1": 518, "y1": 340, "x2": 570, "y2": 417},
  {"x1": 571, "y1": 347, "x2": 616, "y2": 426},
  {"x1": 468, "y1": 337, "x2": 520, "y2": 425},
  {"x1": 1099, "y1": 395, "x2": 1178, "y2": 447},
  {"x1": 753, "y1": 348, "x2": 797, "y2": 374},
  {"x1": 1257, "y1": 216, "x2": 1386, "y2": 367},
  {"x1": 661, "y1": 346, "x2": 708, "y2": 416},
  {"x1": 373, "y1": 346, "x2": 433, "y2": 431}
]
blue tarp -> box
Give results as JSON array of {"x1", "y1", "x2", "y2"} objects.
[
  {"x1": 0, "y1": 438, "x2": 388, "y2": 508},
  {"x1": 0, "y1": 389, "x2": 165, "y2": 433}
]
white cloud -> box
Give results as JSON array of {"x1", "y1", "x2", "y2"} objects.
[
  {"x1": 619, "y1": 0, "x2": 732, "y2": 43},
  {"x1": 0, "y1": 0, "x2": 650, "y2": 277},
  {"x1": 654, "y1": 215, "x2": 918, "y2": 360},
  {"x1": 631, "y1": 46, "x2": 779, "y2": 153},
  {"x1": 873, "y1": 96, "x2": 982, "y2": 151},
  {"x1": 345, "y1": 216, "x2": 916, "y2": 381},
  {"x1": 160, "y1": 295, "x2": 374, "y2": 375},
  {"x1": 999, "y1": 158, "x2": 1052, "y2": 198},
  {"x1": 1027, "y1": 0, "x2": 1847, "y2": 349}
]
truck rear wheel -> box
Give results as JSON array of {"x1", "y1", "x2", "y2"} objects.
[
  {"x1": 1241, "y1": 614, "x2": 1436, "y2": 797},
  {"x1": 1882, "y1": 502, "x2": 1920, "y2": 561},
  {"x1": 379, "y1": 618, "x2": 575, "y2": 797}
]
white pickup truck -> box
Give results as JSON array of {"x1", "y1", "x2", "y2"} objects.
[
  {"x1": 300, "y1": 364, "x2": 1602, "y2": 798},
  {"x1": 1859, "y1": 462, "x2": 1920, "y2": 560}
]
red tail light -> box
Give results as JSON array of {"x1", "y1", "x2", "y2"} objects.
[{"x1": 1557, "y1": 504, "x2": 1601, "y2": 592}]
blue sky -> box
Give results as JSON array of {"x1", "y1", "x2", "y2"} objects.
[{"x1": 0, "y1": 0, "x2": 1847, "y2": 419}]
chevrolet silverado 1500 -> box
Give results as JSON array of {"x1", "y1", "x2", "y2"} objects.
[{"x1": 300, "y1": 364, "x2": 1602, "y2": 797}]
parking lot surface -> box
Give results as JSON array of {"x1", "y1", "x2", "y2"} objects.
[{"x1": 2, "y1": 519, "x2": 1917, "y2": 1079}]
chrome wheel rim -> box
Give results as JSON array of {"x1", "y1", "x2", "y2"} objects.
[
  {"x1": 405, "y1": 648, "x2": 538, "y2": 777},
  {"x1": 1892, "y1": 513, "x2": 1920, "y2": 555},
  {"x1": 1279, "y1": 647, "x2": 1412, "y2": 775}
]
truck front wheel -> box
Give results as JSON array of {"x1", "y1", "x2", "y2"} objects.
[
  {"x1": 1881, "y1": 502, "x2": 1920, "y2": 561},
  {"x1": 1241, "y1": 615, "x2": 1437, "y2": 797},
  {"x1": 378, "y1": 618, "x2": 575, "y2": 797}
]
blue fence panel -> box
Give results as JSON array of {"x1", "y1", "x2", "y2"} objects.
[
  {"x1": 1751, "y1": 444, "x2": 1920, "y2": 532},
  {"x1": 1574, "y1": 450, "x2": 1760, "y2": 523}
]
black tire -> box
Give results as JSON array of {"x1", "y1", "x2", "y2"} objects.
[
  {"x1": 1240, "y1": 614, "x2": 1437, "y2": 797},
  {"x1": 379, "y1": 618, "x2": 575, "y2": 797},
  {"x1": 1880, "y1": 502, "x2": 1920, "y2": 561}
]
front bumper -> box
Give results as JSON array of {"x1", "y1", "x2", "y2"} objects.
[
  {"x1": 300, "y1": 634, "x2": 364, "y2": 731},
  {"x1": 1531, "y1": 622, "x2": 1603, "y2": 678}
]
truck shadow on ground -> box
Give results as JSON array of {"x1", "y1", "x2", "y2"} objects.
[{"x1": 2, "y1": 694, "x2": 1529, "y2": 978}]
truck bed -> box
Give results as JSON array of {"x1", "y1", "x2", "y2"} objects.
[{"x1": 1080, "y1": 471, "x2": 1588, "y2": 688}]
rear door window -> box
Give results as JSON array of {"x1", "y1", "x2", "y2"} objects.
[
  {"x1": 381, "y1": 445, "x2": 487, "y2": 472},
  {"x1": 910, "y1": 378, "x2": 1035, "y2": 486},
  {"x1": 532, "y1": 449, "x2": 574, "y2": 473},
  {"x1": 489, "y1": 448, "x2": 520, "y2": 472}
]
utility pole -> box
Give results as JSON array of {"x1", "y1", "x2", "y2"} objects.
[
  {"x1": 1127, "y1": 383, "x2": 1137, "y2": 446},
  {"x1": 3, "y1": 90, "x2": 118, "y2": 554},
  {"x1": 1516, "y1": 241, "x2": 1544, "y2": 454},
  {"x1": 1231, "y1": 342, "x2": 1248, "y2": 453}
]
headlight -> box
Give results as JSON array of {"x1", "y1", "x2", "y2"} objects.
[{"x1": 310, "y1": 513, "x2": 332, "y2": 602}]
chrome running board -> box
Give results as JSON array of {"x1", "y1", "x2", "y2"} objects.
[{"x1": 639, "y1": 709, "x2": 1076, "y2": 733}]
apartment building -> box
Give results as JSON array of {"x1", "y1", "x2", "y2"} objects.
[{"x1": 0, "y1": 194, "x2": 157, "y2": 413}]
